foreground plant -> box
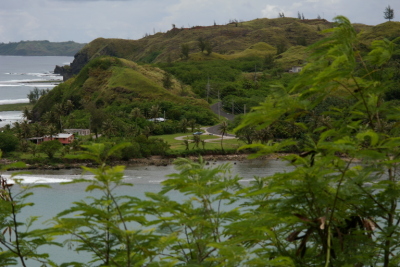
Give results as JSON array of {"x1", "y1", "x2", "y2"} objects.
[
  {"x1": 51, "y1": 143, "x2": 161, "y2": 266},
  {"x1": 142, "y1": 157, "x2": 246, "y2": 266},
  {"x1": 236, "y1": 16, "x2": 400, "y2": 266},
  {"x1": 0, "y1": 150, "x2": 54, "y2": 266}
]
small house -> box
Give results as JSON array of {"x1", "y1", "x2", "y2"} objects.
[
  {"x1": 289, "y1": 66, "x2": 303, "y2": 73},
  {"x1": 43, "y1": 133, "x2": 74, "y2": 145},
  {"x1": 63, "y1": 129, "x2": 91, "y2": 136}
]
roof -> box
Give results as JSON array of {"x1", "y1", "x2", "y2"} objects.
[{"x1": 44, "y1": 133, "x2": 74, "y2": 138}]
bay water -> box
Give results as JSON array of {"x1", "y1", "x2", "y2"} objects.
[{"x1": 4, "y1": 159, "x2": 289, "y2": 266}]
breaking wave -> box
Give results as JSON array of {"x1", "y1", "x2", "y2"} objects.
[{"x1": 0, "y1": 98, "x2": 29, "y2": 105}]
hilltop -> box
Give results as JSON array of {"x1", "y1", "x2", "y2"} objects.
[
  {"x1": 59, "y1": 18, "x2": 400, "y2": 80},
  {"x1": 62, "y1": 17, "x2": 334, "y2": 78},
  {"x1": 0, "y1": 40, "x2": 86, "y2": 56}
]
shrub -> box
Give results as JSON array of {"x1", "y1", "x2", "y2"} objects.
[{"x1": 0, "y1": 132, "x2": 19, "y2": 153}]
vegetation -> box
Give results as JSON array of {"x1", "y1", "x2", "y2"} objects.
[
  {"x1": 0, "y1": 103, "x2": 33, "y2": 112},
  {"x1": 384, "y1": 5, "x2": 395, "y2": 21},
  {"x1": 3, "y1": 16, "x2": 400, "y2": 266},
  {"x1": 0, "y1": 40, "x2": 85, "y2": 56}
]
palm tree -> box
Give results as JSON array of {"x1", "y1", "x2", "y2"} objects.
[
  {"x1": 192, "y1": 134, "x2": 201, "y2": 149},
  {"x1": 53, "y1": 103, "x2": 65, "y2": 131},
  {"x1": 130, "y1": 107, "x2": 143, "y2": 120},
  {"x1": 22, "y1": 107, "x2": 32, "y2": 121},
  {"x1": 28, "y1": 142, "x2": 39, "y2": 157},
  {"x1": 13, "y1": 122, "x2": 23, "y2": 139},
  {"x1": 180, "y1": 118, "x2": 188, "y2": 133},
  {"x1": 219, "y1": 121, "x2": 228, "y2": 152},
  {"x1": 143, "y1": 126, "x2": 151, "y2": 139},
  {"x1": 47, "y1": 125, "x2": 58, "y2": 140},
  {"x1": 31, "y1": 123, "x2": 45, "y2": 137},
  {"x1": 188, "y1": 119, "x2": 196, "y2": 132},
  {"x1": 149, "y1": 105, "x2": 160, "y2": 120},
  {"x1": 20, "y1": 120, "x2": 30, "y2": 139},
  {"x1": 102, "y1": 119, "x2": 117, "y2": 138},
  {"x1": 183, "y1": 139, "x2": 189, "y2": 150}
]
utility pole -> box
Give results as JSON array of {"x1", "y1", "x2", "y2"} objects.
[
  {"x1": 206, "y1": 77, "x2": 210, "y2": 102},
  {"x1": 218, "y1": 90, "x2": 220, "y2": 119},
  {"x1": 244, "y1": 104, "x2": 246, "y2": 115}
]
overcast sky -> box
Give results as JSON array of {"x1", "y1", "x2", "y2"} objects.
[{"x1": 0, "y1": 0, "x2": 399, "y2": 44}]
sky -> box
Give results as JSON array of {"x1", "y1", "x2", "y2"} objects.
[{"x1": 0, "y1": 0, "x2": 399, "y2": 44}]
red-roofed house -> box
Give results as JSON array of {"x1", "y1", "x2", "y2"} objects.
[{"x1": 43, "y1": 133, "x2": 74, "y2": 145}]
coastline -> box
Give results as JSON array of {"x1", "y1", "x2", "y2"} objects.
[{"x1": 1, "y1": 153, "x2": 287, "y2": 171}]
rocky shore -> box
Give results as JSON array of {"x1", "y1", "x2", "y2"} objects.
[{"x1": 1, "y1": 153, "x2": 286, "y2": 171}]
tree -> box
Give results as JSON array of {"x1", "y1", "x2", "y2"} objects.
[
  {"x1": 192, "y1": 134, "x2": 201, "y2": 149},
  {"x1": 236, "y1": 16, "x2": 400, "y2": 266},
  {"x1": 22, "y1": 107, "x2": 32, "y2": 121},
  {"x1": 276, "y1": 41, "x2": 287, "y2": 55},
  {"x1": 130, "y1": 107, "x2": 142, "y2": 120},
  {"x1": 384, "y1": 5, "x2": 394, "y2": 21},
  {"x1": 219, "y1": 121, "x2": 228, "y2": 152},
  {"x1": 162, "y1": 71, "x2": 173, "y2": 89},
  {"x1": 39, "y1": 140, "x2": 62, "y2": 159},
  {"x1": 149, "y1": 104, "x2": 160, "y2": 119},
  {"x1": 205, "y1": 40, "x2": 213, "y2": 55},
  {"x1": 102, "y1": 118, "x2": 117, "y2": 138},
  {"x1": 188, "y1": 119, "x2": 196, "y2": 132},
  {"x1": 0, "y1": 132, "x2": 19, "y2": 153},
  {"x1": 180, "y1": 43, "x2": 190, "y2": 59},
  {"x1": 197, "y1": 37, "x2": 206, "y2": 52},
  {"x1": 235, "y1": 125, "x2": 256, "y2": 144},
  {"x1": 264, "y1": 53, "x2": 276, "y2": 69}
]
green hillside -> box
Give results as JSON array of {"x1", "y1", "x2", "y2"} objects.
[
  {"x1": 64, "y1": 18, "x2": 400, "y2": 78},
  {"x1": 0, "y1": 40, "x2": 86, "y2": 56},
  {"x1": 32, "y1": 56, "x2": 217, "y2": 136},
  {"x1": 65, "y1": 18, "x2": 335, "y2": 76},
  {"x1": 31, "y1": 17, "x2": 400, "y2": 139}
]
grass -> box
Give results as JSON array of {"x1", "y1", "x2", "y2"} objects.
[
  {"x1": 154, "y1": 132, "x2": 244, "y2": 152},
  {"x1": 0, "y1": 103, "x2": 33, "y2": 112}
]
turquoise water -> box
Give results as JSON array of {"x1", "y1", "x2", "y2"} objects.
[{"x1": 5, "y1": 159, "x2": 291, "y2": 266}]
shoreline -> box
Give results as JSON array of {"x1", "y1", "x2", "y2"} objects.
[{"x1": 1, "y1": 153, "x2": 287, "y2": 171}]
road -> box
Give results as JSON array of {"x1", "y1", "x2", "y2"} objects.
[{"x1": 207, "y1": 102, "x2": 235, "y2": 137}]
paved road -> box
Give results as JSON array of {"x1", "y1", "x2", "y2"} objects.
[
  {"x1": 207, "y1": 102, "x2": 235, "y2": 137},
  {"x1": 210, "y1": 102, "x2": 235, "y2": 121}
]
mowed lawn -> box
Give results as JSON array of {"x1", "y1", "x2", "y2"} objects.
[{"x1": 154, "y1": 132, "x2": 245, "y2": 152}]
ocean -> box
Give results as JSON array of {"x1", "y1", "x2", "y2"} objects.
[{"x1": 0, "y1": 55, "x2": 73, "y2": 126}]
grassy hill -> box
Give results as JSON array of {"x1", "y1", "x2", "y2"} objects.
[
  {"x1": 65, "y1": 17, "x2": 400, "y2": 77},
  {"x1": 66, "y1": 18, "x2": 335, "y2": 75},
  {"x1": 33, "y1": 56, "x2": 217, "y2": 130},
  {"x1": 0, "y1": 40, "x2": 86, "y2": 56}
]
